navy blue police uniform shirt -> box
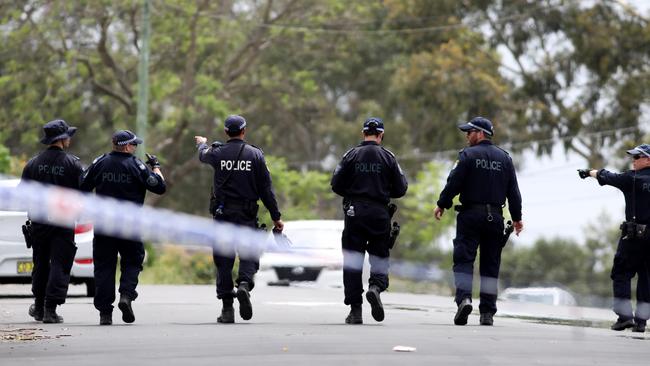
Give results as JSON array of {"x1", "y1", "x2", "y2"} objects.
[
  {"x1": 197, "y1": 138, "x2": 281, "y2": 221},
  {"x1": 80, "y1": 152, "x2": 166, "y2": 204},
  {"x1": 437, "y1": 140, "x2": 522, "y2": 221},
  {"x1": 331, "y1": 141, "x2": 408, "y2": 204},
  {"x1": 21, "y1": 146, "x2": 84, "y2": 189},
  {"x1": 596, "y1": 167, "x2": 650, "y2": 224}
]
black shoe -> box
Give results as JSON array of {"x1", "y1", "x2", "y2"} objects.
[
  {"x1": 236, "y1": 282, "x2": 253, "y2": 321},
  {"x1": 480, "y1": 313, "x2": 494, "y2": 326},
  {"x1": 454, "y1": 298, "x2": 473, "y2": 326},
  {"x1": 99, "y1": 312, "x2": 112, "y2": 326},
  {"x1": 345, "y1": 304, "x2": 362, "y2": 324},
  {"x1": 28, "y1": 303, "x2": 44, "y2": 321},
  {"x1": 366, "y1": 286, "x2": 384, "y2": 322},
  {"x1": 217, "y1": 308, "x2": 235, "y2": 323},
  {"x1": 632, "y1": 323, "x2": 646, "y2": 333},
  {"x1": 43, "y1": 307, "x2": 63, "y2": 324},
  {"x1": 118, "y1": 295, "x2": 135, "y2": 324},
  {"x1": 611, "y1": 318, "x2": 634, "y2": 331}
]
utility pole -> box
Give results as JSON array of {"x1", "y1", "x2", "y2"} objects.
[{"x1": 136, "y1": 0, "x2": 151, "y2": 159}]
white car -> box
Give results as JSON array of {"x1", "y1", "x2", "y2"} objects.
[
  {"x1": 500, "y1": 287, "x2": 577, "y2": 306},
  {"x1": 261, "y1": 220, "x2": 344, "y2": 281},
  {"x1": 0, "y1": 179, "x2": 95, "y2": 296}
]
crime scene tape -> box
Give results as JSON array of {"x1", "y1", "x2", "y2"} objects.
[{"x1": 0, "y1": 177, "x2": 445, "y2": 282}]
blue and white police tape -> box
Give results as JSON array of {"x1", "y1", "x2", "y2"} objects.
[{"x1": 0, "y1": 177, "x2": 444, "y2": 282}]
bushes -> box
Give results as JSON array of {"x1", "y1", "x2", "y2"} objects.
[{"x1": 139, "y1": 245, "x2": 217, "y2": 285}]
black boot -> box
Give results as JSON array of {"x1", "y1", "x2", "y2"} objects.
[
  {"x1": 28, "y1": 303, "x2": 44, "y2": 322},
  {"x1": 479, "y1": 313, "x2": 494, "y2": 326},
  {"x1": 217, "y1": 298, "x2": 235, "y2": 323},
  {"x1": 454, "y1": 298, "x2": 473, "y2": 326},
  {"x1": 118, "y1": 294, "x2": 135, "y2": 324},
  {"x1": 99, "y1": 311, "x2": 112, "y2": 326},
  {"x1": 366, "y1": 286, "x2": 384, "y2": 322},
  {"x1": 237, "y1": 282, "x2": 253, "y2": 321},
  {"x1": 43, "y1": 306, "x2": 63, "y2": 324},
  {"x1": 345, "y1": 304, "x2": 363, "y2": 324},
  {"x1": 611, "y1": 318, "x2": 634, "y2": 331}
]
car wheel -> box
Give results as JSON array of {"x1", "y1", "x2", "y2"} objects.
[
  {"x1": 274, "y1": 266, "x2": 322, "y2": 281},
  {"x1": 85, "y1": 279, "x2": 96, "y2": 297}
]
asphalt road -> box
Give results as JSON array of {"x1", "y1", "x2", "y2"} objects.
[{"x1": 1, "y1": 270, "x2": 649, "y2": 365}]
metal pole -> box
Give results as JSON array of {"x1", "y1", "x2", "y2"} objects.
[{"x1": 136, "y1": 0, "x2": 151, "y2": 159}]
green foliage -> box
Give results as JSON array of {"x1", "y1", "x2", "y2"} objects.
[
  {"x1": 0, "y1": 144, "x2": 10, "y2": 174},
  {"x1": 140, "y1": 245, "x2": 216, "y2": 285},
  {"x1": 394, "y1": 162, "x2": 455, "y2": 263}
]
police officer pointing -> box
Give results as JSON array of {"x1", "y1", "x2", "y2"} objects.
[
  {"x1": 20, "y1": 119, "x2": 84, "y2": 323},
  {"x1": 80, "y1": 130, "x2": 166, "y2": 325},
  {"x1": 578, "y1": 144, "x2": 650, "y2": 333},
  {"x1": 434, "y1": 117, "x2": 523, "y2": 326},
  {"x1": 195, "y1": 115, "x2": 283, "y2": 324},
  {"x1": 331, "y1": 117, "x2": 408, "y2": 324}
]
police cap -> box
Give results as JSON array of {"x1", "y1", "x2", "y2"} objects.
[
  {"x1": 40, "y1": 119, "x2": 77, "y2": 145},
  {"x1": 362, "y1": 117, "x2": 384, "y2": 133},
  {"x1": 626, "y1": 144, "x2": 650, "y2": 158},
  {"x1": 224, "y1": 115, "x2": 247, "y2": 133},
  {"x1": 458, "y1": 117, "x2": 494, "y2": 136},
  {"x1": 112, "y1": 130, "x2": 143, "y2": 146}
]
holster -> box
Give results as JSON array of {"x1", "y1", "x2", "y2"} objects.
[
  {"x1": 620, "y1": 221, "x2": 649, "y2": 240},
  {"x1": 21, "y1": 220, "x2": 34, "y2": 249}
]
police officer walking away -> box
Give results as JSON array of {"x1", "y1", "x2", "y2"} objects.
[
  {"x1": 20, "y1": 119, "x2": 84, "y2": 323},
  {"x1": 331, "y1": 117, "x2": 408, "y2": 324},
  {"x1": 194, "y1": 115, "x2": 283, "y2": 324},
  {"x1": 80, "y1": 130, "x2": 166, "y2": 325},
  {"x1": 434, "y1": 117, "x2": 523, "y2": 326},
  {"x1": 578, "y1": 144, "x2": 650, "y2": 333}
]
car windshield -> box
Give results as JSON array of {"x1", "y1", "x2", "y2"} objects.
[
  {"x1": 506, "y1": 293, "x2": 555, "y2": 305},
  {"x1": 284, "y1": 228, "x2": 340, "y2": 249}
]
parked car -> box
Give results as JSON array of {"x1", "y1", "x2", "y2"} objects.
[
  {"x1": 500, "y1": 287, "x2": 577, "y2": 306},
  {"x1": 260, "y1": 220, "x2": 344, "y2": 281},
  {"x1": 0, "y1": 179, "x2": 95, "y2": 296}
]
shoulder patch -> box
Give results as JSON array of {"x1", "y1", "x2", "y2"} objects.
[{"x1": 146, "y1": 175, "x2": 158, "y2": 186}]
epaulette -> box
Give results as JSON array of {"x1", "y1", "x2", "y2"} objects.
[
  {"x1": 132, "y1": 156, "x2": 147, "y2": 171},
  {"x1": 248, "y1": 143, "x2": 262, "y2": 153},
  {"x1": 342, "y1": 148, "x2": 355, "y2": 158},
  {"x1": 496, "y1": 146, "x2": 511, "y2": 156},
  {"x1": 91, "y1": 154, "x2": 107, "y2": 165},
  {"x1": 380, "y1": 146, "x2": 396, "y2": 157},
  {"x1": 69, "y1": 154, "x2": 81, "y2": 161}
]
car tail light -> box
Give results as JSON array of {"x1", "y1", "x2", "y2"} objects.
[
  {"x1": 74, "y1": 258, "x2": 93, "y2": 265},
  {"x1": 74, "y1": 222, "x2": 93, "y2": 234}
]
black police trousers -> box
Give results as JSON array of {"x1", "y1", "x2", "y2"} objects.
[
  {"x1": 453, "y1": 209, "x2": 504, "y2": 315},
  {"x1": 31, "y1": 224, "x2": 76, "y2": 309},
  {"x1": 342, "y1": 201, "x2": 391, "y2": 305},
  {"x1": 93, "y1": 234, "x2": 145, "y2": 313},
  {"x1": 213, "y1": 205, "x2": 259, "y2": 299},
  {"x1": 611, "y1": 236, "x2": 650, "y2": 325}
]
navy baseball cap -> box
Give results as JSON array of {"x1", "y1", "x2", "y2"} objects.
[
  {"x1": 224, "y1": 115, "x2": 247, "y2": 132},
  {"x1": 112, "y1": 130, "x2": 143, "y2": 146},
  {"x1": 40, "y1": 119, "x2": 77, "y2": 145},
  {"x1": 626, "y1": 144, "x2": 650, "y2": 158},
  {"x1": 458, "y1": 117, "x2": 494, "y2": 136},
  {"x1": 362, "y1": 117, "x2": 384, "y2": 132}
]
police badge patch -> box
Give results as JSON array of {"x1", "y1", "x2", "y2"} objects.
[
  {"x1": 139, "y1": 163, "x2": 146, "y2": 170},
  {"x1": 146, "y1": 176, "x2": 158, "y2": 186}
]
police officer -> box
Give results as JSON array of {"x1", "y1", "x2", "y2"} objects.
[
  {"x1": 194, "y1": 115, "x2": 283, "y2": 324},
  {"x1": 434, "y1": 117, "x2": 523, "y2": 326},
  {"x1": 20, "y1": 119, "x2": 84, "y2": 323},
  {"x1": 331, "y1": 117, "x2": 408, "y2": 324},
  {"x1": 578, "y1": 144, "x2": 650, "y2": 333},
  {"x1": 80, "y1": 130, "x2": 166, "y2": 325}
]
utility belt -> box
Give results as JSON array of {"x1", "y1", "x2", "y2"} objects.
[
  {"x1": 620, "y1": 221, "x2": 650, "y2": 240},
  {"x1": 212, "y1": 198, "x2": 258, "y2": 217},
  {"x1": 454, "y1": 204, "x2": 503, "y2": 221},
  {"x1": 344, "y1": 196, "x2": 389, "y2": 210}
]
